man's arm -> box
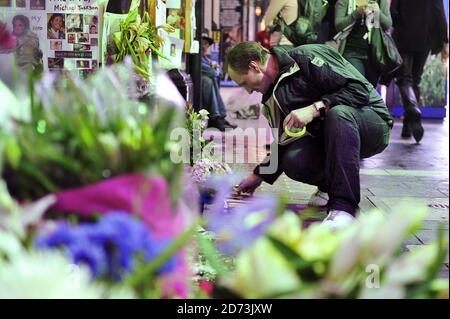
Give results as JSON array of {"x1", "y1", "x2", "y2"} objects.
[
  {"x1": 265, "y1": 0, "x2": 288, "y2": 27},
  {"x1": 253, "y1": 142, "x2": 286, "y2": 185},
  {"x1": 379, "y1": 0, "x2": 393, "y2": 30},
  {"x1": 335, "y1": 0, "x2": 363, "y2": 32}
]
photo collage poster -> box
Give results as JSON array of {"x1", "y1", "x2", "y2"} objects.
[
  {"x1": 156, "y1": 0, "x2": 184, "y2": 70},
  {"x1": 0, "y1": 0, "x2": 100, "y2": 77}
]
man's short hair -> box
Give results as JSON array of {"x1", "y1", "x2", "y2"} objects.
[{"x1": 226, "y1": 41, "x2": 269, "y2": 74}]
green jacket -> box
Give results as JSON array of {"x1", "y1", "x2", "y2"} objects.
[
  {"x1": 254, "y1": 44, "x2": 393, "y2": 184},
  {"x1": 334, "y1": 0, "x2": 392, "y2": 54}
]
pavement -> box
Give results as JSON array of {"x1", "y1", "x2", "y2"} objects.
[{"x1": 211, "y1": 86, "x2": 449, "y2": 279}]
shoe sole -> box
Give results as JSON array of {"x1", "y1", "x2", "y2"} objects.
[{"x1": 410, "y1": 120, "x2": 424, "y2": 143}]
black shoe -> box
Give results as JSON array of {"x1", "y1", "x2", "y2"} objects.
[
  {"x1": 207, "y1": 118, "x2": 229, "y2": 131},
  {"x1": 405, "y1": 109, "x2": 424, "y2": 143},
  {"x1": 410, "y1": 117, "x2": 424, "y2": 143},
  {"x1": 401, "y1": 119, "x2": 412, "y2": 138},
  {"x1": 247, "y1": 104, "x2": 260, "y2": 119},
  {"x1": 233, "y1": 109, "x2": 249, "y2": 119},
  {"x1": 223, "y1": 119, "x2": 238, "y2": 129}
]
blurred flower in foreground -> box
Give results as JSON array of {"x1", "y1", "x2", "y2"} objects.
[
  {"x1": 217, "y1": 202, "x2": 448, "y2": 299},
  {"x1": 0, "y1": 250, "x2": 134, "y2": 298},
  {"x1": 204, "y1": 177, "x2": 278, "y2": 255},
  {"x1": 0, "y1": 22, "x2": 16, "y2": 51},
  {"x1": 35, "y1": 212, "x2": 176, "y2": 281}
]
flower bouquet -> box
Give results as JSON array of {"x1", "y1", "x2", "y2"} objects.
[
  {"x1": 0, "y1": 64, "x2": 199, "y2": 298},
  {"x1": 211, "y1": 200, "x2": 449, "y2": 299}
]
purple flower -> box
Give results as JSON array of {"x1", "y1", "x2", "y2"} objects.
[{"x1": 204, "y1": 177, "x2": 278, "y2": 255}]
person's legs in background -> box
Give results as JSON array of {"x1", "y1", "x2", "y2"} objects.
[
  {"x1": 202, "y1": 75, "x2": 237, "y2": 131},
  {"x1": 396, "y1": 52, "x2": 425, "y2": 142},
  {"x1": 411, "y1": 51, "x2": 429, "y2": 105}
]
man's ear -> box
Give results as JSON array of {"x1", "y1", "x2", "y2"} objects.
[{"x1": 248, "y1": 61, "x2": 261, "y2": 72}]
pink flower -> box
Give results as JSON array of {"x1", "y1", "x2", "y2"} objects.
[
  {"x1": 199, "y1": 281, "x2": 214, "y2": 296},
  {"x1": 0, "y1": 23, "x2": 16, "y2": 51},
  {"x1": 49, "y1": 172, "x2": 200, "y2": 297}
]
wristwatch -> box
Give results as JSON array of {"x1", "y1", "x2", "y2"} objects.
[{"x1": 313, "y1": 101, "x2": 327, "y2": 119}]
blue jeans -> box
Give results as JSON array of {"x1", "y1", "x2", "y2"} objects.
[{"x1": 202, "y1": 75, "x2": 227, "y2": 119}]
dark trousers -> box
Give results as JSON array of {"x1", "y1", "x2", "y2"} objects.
[
  {"x1": 202, "y1": 74, "x2": 227, "y2": 119},
  {"x1": 280, "y1": 105, "x2": 390, "y2": 215},
  {"x1": 396, "y1": 51, "x2": 429, "y2": 102}
]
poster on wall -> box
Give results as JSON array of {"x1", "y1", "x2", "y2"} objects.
[{"x1": 0, "y1": 0, "x2": 100, "y2": 77}]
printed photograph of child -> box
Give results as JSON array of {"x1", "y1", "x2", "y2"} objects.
[
  {"x1": 48, "y1": 57, "x2": 64, "y2": 69},
  {"x1": 89, "y1": 24, "x2": 97, "y2": 34},
  {"x1": 30, "y1": 0, "x2": 45, "y2": 10},
  {"x1": 50, "y1": 40, "x2": 62, "y2": 50},
  {"x1": 66, "y1": 14, "x2": 83, "y2": 33},
  {"x1": 77, "y1": 32, "x2": 89, "y2": 44},
  {"x1": 73, "y1": 44, "x2": 90, "y2": 52},
  {"x1": 76, "y1": 60, "x2": 90, "y2": 69},
  {"x1": 67, "y1": 33, "x2": 76, "y2": 44},
  {"x1": 0, "y1": 0, "x2": 11, "y2": 7}
]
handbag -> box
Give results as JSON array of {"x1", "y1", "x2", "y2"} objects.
[{"x1": 370, "y1": 27, "x2": 403, "y2": 75}]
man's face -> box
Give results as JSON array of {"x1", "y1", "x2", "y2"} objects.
[
  {"x1": 229, "y1": 61, "x2": 272, "y2": 94},
  {"x1": 13, "y1": 20, "x2": 26, "y2": 37},
  {"x1": 202, "y1": 39, "x2": 210, "y2": 54}
]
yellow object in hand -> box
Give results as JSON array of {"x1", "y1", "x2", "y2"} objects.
[{"x1": 284, "y1": 126, "x2": 307, "y2": 137}]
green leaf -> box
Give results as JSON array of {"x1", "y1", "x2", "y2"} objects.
[
  {"x1": 4, "y1": 136, "x2": 21, "y2": 168},
  {"x1": 267, "y1": 235, "x2": 322, "y2": 282},
  {"x1": 267, "y1": 235, "x2": 311, "y2": 271},
  {"x1": 198, "y1": 232, "x2": 229, "y2": 276}
]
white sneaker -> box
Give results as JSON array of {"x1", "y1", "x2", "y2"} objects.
[
  {"x1": 308, "y1": 189, "x2": 329, "y2": 207},
  {"x1": 322, "y1": 210, "x2": 355, "y2": 231}
]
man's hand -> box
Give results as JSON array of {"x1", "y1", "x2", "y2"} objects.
[
  {"x1": 355, "y1": 5, "x2": 367, "y2": 17},
  {"x1": 283, "y1": 104, "x2": 316, "y2": 131},
  {"x1": 235, "y1": 174, "x2": 263, "y2": 195}
]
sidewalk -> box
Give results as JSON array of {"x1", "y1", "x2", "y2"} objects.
[{"x1": 218, "y1": 86, "x2": 449, "y2": 279}]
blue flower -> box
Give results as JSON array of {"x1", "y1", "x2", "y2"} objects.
[
  {"x1": 143, "y1": 236, "x2": 177, "y2": 275},
  {"x1": 68, "y1": 239, "x2": 107, "y2": 278},
  {"x1": 34, "y1": 211, "x2": 178, "y2": 281},
  {"x1": 34, "y1": 222, "x2": 77, "y2": 249}
]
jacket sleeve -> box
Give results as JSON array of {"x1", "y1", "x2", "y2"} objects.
[
  {"x1": 253, "y1": 143, "x2": 285, "y2": 185},
  {"x1": 379, "y1": 0, "x2": 393, "y2": 30},
  {"x1": 265, "y1": 0, "x2": 288, "y2": 27},
  {"x1": 335, "y1": 0, "x2": 359, "y2": 32},
  {"x1": 301, "y1": 53, "x2": 371, "y2": 108}
]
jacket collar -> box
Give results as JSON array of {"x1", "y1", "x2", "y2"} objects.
[{"x1": 262, "y1": 46, "x2": 298, "y2": 103}]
